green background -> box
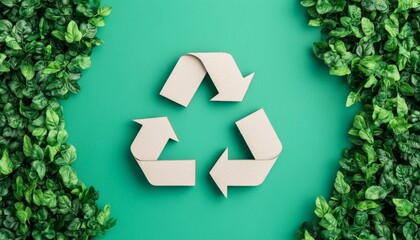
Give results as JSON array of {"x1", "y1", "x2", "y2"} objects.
[{"x1": 62, "y1": 1, "x2": 358, "y2": 239}]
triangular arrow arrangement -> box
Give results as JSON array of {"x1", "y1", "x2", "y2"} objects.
[{"x1": 131, "y1": 52, "x2": 282, "y2": 198}]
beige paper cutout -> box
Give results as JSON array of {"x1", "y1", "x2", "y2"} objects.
[
  {"x1": 131, "y1": 117, "x2": 195, "y2": 186},
  {"x1": 210, "y1": 109, "x2": 282, "y2": 197},
  {"x1": 160, "y1": 52, "x2": 254, "y2": 107}
]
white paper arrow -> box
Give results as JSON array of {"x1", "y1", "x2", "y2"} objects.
[
  {"x1": 160, "y1": 52, "x2": 254, "y2": 107},
  {"x1": 210, "y1": 109, "x2": 282, "y2": 197},
  {"x1": 131, "y1": 117, "x2": 195, "y2": 186}
]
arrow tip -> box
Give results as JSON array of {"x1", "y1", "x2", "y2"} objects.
[
  {"x1": 210, "y1": 72, "x2": 254, "y2": 102},
  {"x1": 133, "y1": 117, "x2": 179, "y2": 142},
  {"x1": 245, "y1": 72, "x2": 255, "y2": 82},
  {"x1": 210, "y1": 148, "x2": 229, "y2": 198}
]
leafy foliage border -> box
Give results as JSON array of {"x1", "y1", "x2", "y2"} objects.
[
  {"x1": 299, "y1": 0, "x2": 419, "y2": 239},
  {"x1": 0, "y1": 0, "x2": 115, "y2": 239}
]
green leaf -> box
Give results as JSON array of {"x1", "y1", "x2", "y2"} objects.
[
  {"x1": 308, "y1": 19, "x2": 322, "y2": 26},
  {"x1": 301, "y1": 0, "x2": 316, "y2": 7},
  {"x1": 65, "y1": 20, "x2": 83, "y2": 43},
  {"x1": 15, "y1": 176, "x2": 24, "y2": 199},
  {"x1": 384, "y1": 37, "x2": 398, "y2": 52},
  {"x1": 396, "y1": 0, "x2": 419, "y2": 12},
  {"x1": 0, "y1": 229, "x2": 14, "y2": 239},
  {"x1": 16, "y1": 206, "x2": 31, "y2": 224},
  {"x1": 385, "y1": 64, "x2": 400, "y2": 81},
  {"x1": 61, "y1": 145, "x2": 77, "y2": 165},
  {"x1": 359, "y1": 128, "x2": 374, "y2": 144},
  {"x1": 80, "y1": 23, "x2": 97, "y2": 38},
  {"x1": 403, "y1": 222, "x2": 417, "y2": 239},
  {"x1": 396, "y1": 95, "x2": 408, "y2": 116},
  {"x1": 0, "y1": 53, "x2": 6, "y2": 64},
  {"x1": 46, "y1": 108, "x2": 59, "y2": 130},
  {"x1": 330, "y1": 65, "x2": 351, "y2": 76},
  {"x1": 42, "y1": 61, "x2": 62, "y2": 74},
  {"x1": 346, "y1": 91, "x2": 359, "y2": 107},
  {"x1": 365, "y1": 186, "x2": 387, "y2": 200},
  {"x1": 358, "y1": 55, "x2": 382, "y2": 74},
  {"x1": 82, "y1": 203, "x2": 96, "y2": 218},
  {"x1": 5, "y1": 36, "x2": 21, "y2": 50},
  {"x1": 45, "y1": 145, "x2": 58, "y2": 162},
  {"x1": 68, "y1": 55, "x2": 91, "y2": 71},
  {"x1": 353, "y1": 115, "x2": 366, "y2": 129},
  {"x1": 57, "y1": 130, "x2": 68, "y2": 144},
  {"x1": 334, "y1": 171, "x2": 350, "y2": 194},
  {"x1": 364, "y1": 75, "x2": 378, "y2": 88},
  {"x1": 354, "y1": 211, "x2": 368, "y2": 226},
  {"x1": 348, "y1": 5, "x2": 362, "y2": 20},
  {"x1": 42, "y1": 190, "x2": 57, "y2": 208},
  {"x1": 32, "y1": 127, "x2": 47, "y2": 138},
  {"x1": 375, "y1": 222, "x2": 391, "y2": 238},
  {"x1": 393, "y1": 198, "x2": 414, "y2": 216},
  {"x1": 57, "y1": 195, "x2": 71, "y2": 214},
  {"x1": 316, "y1": 0, "x2": 333, "y2": 14},
  {"x1": 413, "y1": 215, "x2": 420, "y2": 225},
  {"x1": 329, "y1": 27, "x2": 351, "y2": 38},
  {"x1": 32, "y1": 189, "x2": 43, "y2": 206},
  {"x1": 23, "y1": 135, "x2": 32, "y2": 157},
  {"x1": 0, "y1": 0, "x2": 14, "y2": 7},
  {"x1": 68, "y1": 218, "x2": 82, "y2": 230},
  {"x1": 31, "y1": 160, "x2": 46, "y2": 180},
  {"x1": 20, "y1": 60, "x2": 35, "y2": 81},
  {"x1": 373, "y1": 105, "x2": 393, "y2": 124},
  {"x1": 362, "y1": 143, "x2": 376, "y2": 164},
  {"x1": 97, "y1": 204, "x2": 111, "y2": 225},
  {"x1": 389, "y1": 117, "x2": 410, "y2": 135},
  {"x1": 384, "y1": 17, "x2": 399, "y2": 38},
  {"x1": 98, "y1": 6, "x2": 112, "y2": 16},
  {"x1": 398, "y1": 82, "x2": 415, "y2": 96},
  {"x1": 59, "y1": 165, "x2": 78, "y2": 188},
  {"x1": 51, "y1": 30, "x2": 65, "y2": 41},
  {"x1": 361, "y1": 17, "x2": 375, "y2": 36},
  {"x1": 0, "y1": 61, "x2": 11, "y2": 73},
  {"x1": 361, "y1": 0, "x2": 389, "y2": 12},
  {"x1": 31, "y1": 93, "x2": 49, "y2": 110},
  {"x1": 334, "y1": 40, "x2": 346, "y2": 55},
  {"x1": 319, "y1": 213, "x2": 337, "y2": 230},
  {"x1": 399, "y1": 23, "x2": 413, "y2": 39},
  {"x1": 31, "y1": 144, "x2": 44, "y2": 161},
  {"x1": 304, "y1": 230, "x2": 315, "y2": 240},
  {"x1": 0, "y1": 20, "x2": 12, "y2": 32},
  {"x1": 314, "y1": 196, "x2": 330, "y2": 218},
  {"x1": 0, "y1": 150, "x2": 13, "y2": 175},
  {"x1": 89, "y1": 17, "x2": 105, "y2": 27},
  {"x1": 355, "y1": 200, "x2": 380, "y2": 211}
]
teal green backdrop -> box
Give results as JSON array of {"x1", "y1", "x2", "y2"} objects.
[{"x1": 62, "y1": 1, "x2": 358, "y2": 239}]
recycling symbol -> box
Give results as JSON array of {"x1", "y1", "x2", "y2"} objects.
[{"x1": 130, "y1": 52, "x2": 282, "y2": 197}]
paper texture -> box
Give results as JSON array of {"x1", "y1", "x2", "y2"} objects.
[
  {"x1": 210, "y1": 109, "x2": 282, "y2": 197},
  {"x1": 160, "y1": 52, "x2": 254, "y2": 107},
  {"x1": 131, "y1": 117, "x2": 195, "y2": 186}
]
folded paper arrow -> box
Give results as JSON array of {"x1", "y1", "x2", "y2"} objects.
[
  {"x1": 130, "y1": 117, "x2": 195, "y2": 186},
  {"x1": 160, "y1": 52, "x2": 254, "y2": 107},
  {"x1": 210, "y1": 109, "x2": 282, "y2": 197}
]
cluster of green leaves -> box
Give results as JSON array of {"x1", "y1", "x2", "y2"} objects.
[
  {"x1": 0, "y1": 0, "x2": 115, "y2": 239},
  {"x1": 299, "y1": 0, "x2": 419, "y2": 239}
]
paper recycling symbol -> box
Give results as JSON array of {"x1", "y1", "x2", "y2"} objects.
[{"x1": 130, "y1": 52, "x2": 282, "y2": 197}]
